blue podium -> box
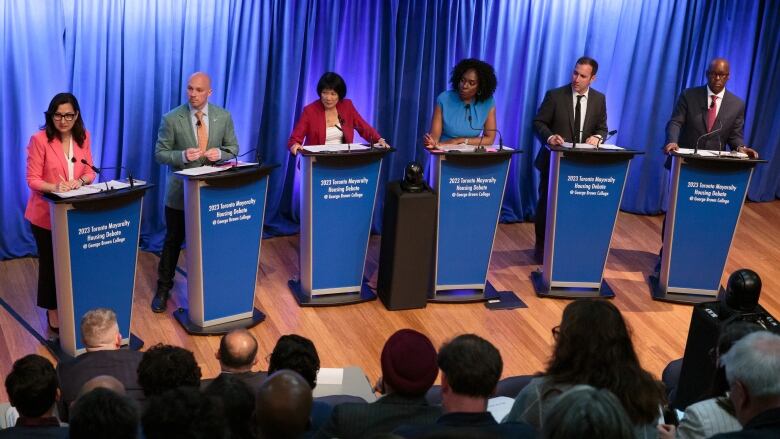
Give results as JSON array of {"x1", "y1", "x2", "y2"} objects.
[
  {"x1": 651, "y1": 152, "x2": 765, "y2": 303},
  {"x1": 532, "y1": 145, "x2": 640, "y2": 298},
  {"x1": 288, "y1": 145, "x2": 392, "y2": 306},
  {"x1": 428, "y1": 148, "x2": 519, "y2": 302},
  {"x1": 174, "y1": 164, "x2": 275, "y2": 334},
  {"x1": 47, "y1": 183, "x2": 150, "y2": 357}
]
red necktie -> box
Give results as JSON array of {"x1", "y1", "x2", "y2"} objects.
[{"x1": 707, "y1": 95, "x2": 718, "y2": 132}]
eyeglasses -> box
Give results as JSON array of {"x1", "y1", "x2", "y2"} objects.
[
  {"x1": 551, "y1": 325, "x2": 561, "y2": 338},
  {"x1": 707, "y1": 71, "x2": 729, "y2": 79},
  {"x1": 53, "y1": 112, "x2": 77, "y2": 122}
]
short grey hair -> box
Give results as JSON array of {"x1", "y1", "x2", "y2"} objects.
[
  {"x1": 542, "y1": 385, "x2": 634, "y2": 439},
  {"x1": 721, "y1": 331, "x2": 780, "y2": 398},
  {"x1": 80, "y1": 308, "x2": 119, "y2": 347}
]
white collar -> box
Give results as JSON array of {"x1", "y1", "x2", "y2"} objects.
[{"x1": 706, "y1": 86, "x2": 725, "y2": 100}]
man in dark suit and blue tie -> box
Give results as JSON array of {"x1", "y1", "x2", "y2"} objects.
[
  {"x1": 533, "y1": 57, "x2": 608, "y2": 262},
  {"x1": 664, "y1": 58, "x2": 758, "y2": 158}
]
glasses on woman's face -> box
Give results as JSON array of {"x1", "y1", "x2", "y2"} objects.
[{"x1": 53, "y1": 112, "x2": 77, "y2": 122}]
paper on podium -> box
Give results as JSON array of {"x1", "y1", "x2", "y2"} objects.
[
  {"x1": 561, "y1": 142, "x2": 624, "y2": 150},
  {"x1": 52, "y1": 185, "x2": 102, "y2": 198},
  {"x1": 303, "y1": 144, "x2": 370, "y2": 153},
  {"x1": 676, "y1": 147, "x2": 747, "y2": 158},
  {"x1": 175, "y1": 166, "x2": 224, "y2": 176}
]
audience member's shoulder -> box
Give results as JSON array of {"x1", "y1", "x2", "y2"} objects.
[{"x1": 0, "y1": 426, "x2": 69, "y2": 438}]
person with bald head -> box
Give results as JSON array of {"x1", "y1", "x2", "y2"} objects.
[
  {"x1": 254, "y1": 370, "x2": 313, "y2": 439},
  {"x1": 56, "y1": 308, "x2": 143, "y2": 421},
  {"x1": 152, "y1": 71, "x2": 239, "y2": 312},
  {"x1": 664, "y1": 58, "x2": 758, "y2": 158},
  {"x1": 201, "y1": 329, "x2": 266, "y2": 394}
]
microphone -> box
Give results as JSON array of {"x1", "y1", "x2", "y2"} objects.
[
  {"x1": 465, "y1": 103, "x2": 486, "y2": 152},
  {"x1": 596, "y1": 130, "x2": 618, "y2": 150},
  {"x1": 336, "y1": 116, "x2": 351, "y2": 152},
  {"x1": 81, "y1": 159, "x2": 135, "y2": 188},
  {"x1": 693, "y1": 122, "x2": 723, "y2": 156},
  {"x1": 80, "y1": 158, "x2": 100, "y2": 174},
  {"x1": 219, "y1": 147, "x2": 260, "y2": 168},
  {"x1": 477, "y1": 127, "x2": 505, "y2": 151}
]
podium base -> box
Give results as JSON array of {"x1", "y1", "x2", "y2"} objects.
[
  {"x1": 173, "y1": 307, "x2": 266, "y2": 335},
  {"x1": 649, "y1": 275, "x2": 722, "y2": 305},
  {"x1": 532, "y1": 270, "x2": 615, "y2": 299},
  {"x1": 288, "y1": 280, "x2": 377, "y2": 307},
  {"x1": 428, "y1": 281, "x2": 500, "y2": 303}
]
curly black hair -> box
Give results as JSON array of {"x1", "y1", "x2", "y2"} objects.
[
  {"x1": 268, "y1": 334, "x2": 320, "y2": 389},
  {"x1": 142, "y1": 387, "x2": 227, "y2": 439},
  {"x1": 137, "y1": 344, "x2": 202, "y2": 397},
  {"x1": 449, "y1": 58, "x2": 498, "y2": 102}
]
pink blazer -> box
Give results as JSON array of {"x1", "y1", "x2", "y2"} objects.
[
  {"x1": 287, "y1": 99, "x2": 381, "y2": 150},
  {"x1": 25, "y1": 130, "x2": 96, "y2": 230}
]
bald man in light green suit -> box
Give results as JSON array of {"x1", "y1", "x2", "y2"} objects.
[{"x1": 152, "y1": 72, "x2": 239, "y2": 312}]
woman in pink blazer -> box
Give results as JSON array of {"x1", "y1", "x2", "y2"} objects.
[
  {"x1": 25, "y1": 93, "x2": 95, "y2": 332},
  {"x1": 287, "y1": 72, "x2": 388, "y2": 154}
]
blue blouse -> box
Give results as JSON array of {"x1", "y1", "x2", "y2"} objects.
[{"x1": 436, "y1": 90, "x2": 495, "y2": 140}]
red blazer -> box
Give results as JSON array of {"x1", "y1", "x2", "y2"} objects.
[
  {"x1": 287, "y1": 99, "x2": 381, "y2": 150},
  {"x1": 25, "y1": 130, "x2": 96, "y2": 230}
]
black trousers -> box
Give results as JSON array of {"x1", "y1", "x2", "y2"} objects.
[
  {"x1": 157, "y1": 206, "x2": 186, "y2": 293},
  {"x1": 534, "y1": 166, "x2": 549, "y2": 250},
  {"x1": 31, "y1": 223, "x2": 57, "y2": 309}
]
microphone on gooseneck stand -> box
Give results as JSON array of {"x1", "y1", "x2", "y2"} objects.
[
  {"x1": 596, "y1": 130, "x2": 618, "y2": 150},
  {"x1": 219, "y1": 147, "x2": 260, "y2": 168},
  {"x1": 83, "y1": 159, "x2": 136, "y2": 188},
  {"x1": 693, "y1": 123, "x2": 723, "y2": 156},
  {"x1": 80, "y1": 159, "x2": 111, "y2": 191},
  {"x1": 465, "y1": 103, "x2": 486, "y2": 152},
  {"x1": 336, "y1": 116, "x2": 351, "y2": 152}
]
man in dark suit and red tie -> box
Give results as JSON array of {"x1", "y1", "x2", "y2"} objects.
[
  {"x1": 664, "y1": 58, "x2": 759, "y2": 158},
  {"x1": 532, "y1": 56, "x2": 608, "y2": 262}
]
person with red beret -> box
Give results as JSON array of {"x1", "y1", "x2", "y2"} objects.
[{"x1": 314, "y1": 329, "x2": 441, "y2": 438}]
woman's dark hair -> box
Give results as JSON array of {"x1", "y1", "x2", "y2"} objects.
[
  {"x1": 449, "y1": 58, "x2": 498, "y2": 102},
  {"x1": 43, "y1": 92, "x2": 86, "y2": 147},
  {"x1": 547, "y1": 299, "x2": 665, "y2": 424},
  {"x1": 708, "y1": 321, "x2": 765, "y2": 398},
  {"x1": 316, "y1": 72, "x2": 347, "y2": 100},
  {"x1": 268, "y1": 334, "x2": 320, "y2": 389}
]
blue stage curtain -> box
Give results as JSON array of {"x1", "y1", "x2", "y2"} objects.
[{"x1": 1, "y1": 0, "x2": 779, "y2": 258}]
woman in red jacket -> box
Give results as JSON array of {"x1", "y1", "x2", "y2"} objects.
[
  {"x1": 287, "y1": 72, "x2": 387, "y2": 154},
  {"x1": 25, "y1": 93, "x2": 96, "y2": 332}
]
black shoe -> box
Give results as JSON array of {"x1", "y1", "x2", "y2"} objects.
[{"x1": 151, "y1": 291, "x2": 170, "y2": 313}]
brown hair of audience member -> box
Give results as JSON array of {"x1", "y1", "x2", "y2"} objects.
[{"x1": 547, "y1": 299, "x2": 665, "y2": 424}]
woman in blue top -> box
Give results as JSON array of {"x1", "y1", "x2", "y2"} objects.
[{"x1": 424, "y1": 58, "x2": 498, "y2": 148}]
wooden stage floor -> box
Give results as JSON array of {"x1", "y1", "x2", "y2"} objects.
[{"x1": 2, "y1": 201, "x2": 779, "y2": 402}]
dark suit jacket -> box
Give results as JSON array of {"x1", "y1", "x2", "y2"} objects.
[
  {"x1": 394, "y1": 411, "x2": 536, "y2": 438},
  {"x1": 56, "y1": 349, "x2": 144, "y2": 421},
  {"x1": 666, "y1": 86, "x2": 746, "y2": 151},
  {"x1": 314, "y1": 393, "x2": 441, "y2": 439},
  {"x1": 533, "y1": 84, "x2": 608, "y2": 171},
  {"x1": 0, "y1": 425, "x2": 69, "y2": 438},
  {"x1": 711, "y1": 407, "x2": 780, "y2": 439},
  {"x1": 200, "y1": 370, "x2": 268, "y2": 395}
]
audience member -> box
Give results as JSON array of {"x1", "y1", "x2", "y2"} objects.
[
  {"x1": 503, "y1": 299, "x2": 664, "y2": 437},
  {"x1": 142, "y1": 387, "x2": 226, "y2": 439},
  {"x1": 542, "y1": 385, "x2": 634, "y2": 439},
  {"x1": 68, "y1": 387, "x2": 138, "y2": 439},
  {"x1": 316, "y1": 329, "x2": 441, "y2": 439},
  {"x1": 268, "y1": 334, "x2": 331, "y2": 433},
  {"x1": 0, "y1": 354, "x2": 68, "y2": 438},
  {"x1": 77, "y1": 374, "x2": 126, "y2": 398},
  {"x1": 204, "y1": 374, "x2": 254, "y2": 439},
  {"x1": 658, "y1": 321, "x2": 764, "y2": 439},
  {"x1": 395, "y1": 334, "x2": 535, "y2": 438},
  {"x1": 710, "y1": 331, "x2": 780, "y2": 438},
  {"x1": 254, "y1": 370, "x2": 313, "y2": 439},
  {"x1": 202, "y1": 329, "x2": 266, "y2": 393},
  {"x1": 56, "y1": 308, "x2": 143, "y2": 419},
  {"x1": 137, "y1": 344, "x2": 201, "y2": 397}
]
